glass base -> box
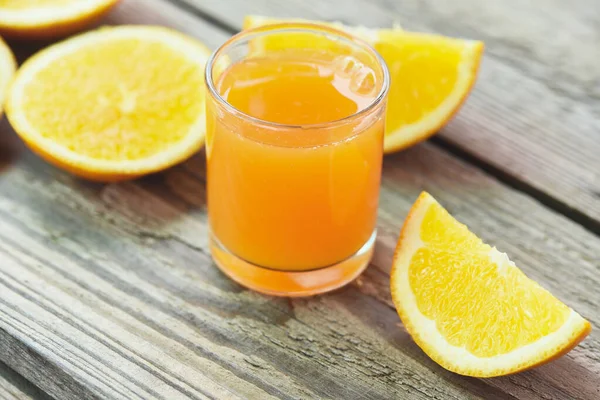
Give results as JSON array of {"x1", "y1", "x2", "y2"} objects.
[{"x1": 210, "y1": 231, "x2": 376, "y2": 297}]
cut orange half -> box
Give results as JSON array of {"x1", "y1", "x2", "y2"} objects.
[
  {"x1": 0, "y1": 0, "x2": 121, "y2": 40},
  {"x1": 0, "y1": 36, "x2": 16, "y2": 116},
  {"x1": 6, "y1": 25, "x2": 210, "y2": 181},
  {"x1": 391, "y1": 192, "x2": 591, "y2": 377},
  {"x1": 243, "y1": 16, "x2": 483, "y2": 154}
]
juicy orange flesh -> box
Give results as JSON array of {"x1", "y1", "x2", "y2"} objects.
[
  {"x1": 208, "y1": 51, "x2": 383, "y2": 270},
  {"x1": 374, "y1": 32, "x2": 462, "y2": 134},
  {"x1": 410, "y1": 201, "x2": 570, "y2": 357},
  {"x1": 0, "y1": 0, "x2": 77, "y2": 9},
  {"x1": 21, "y1": 38, "x2": 204, "y2": 161}
]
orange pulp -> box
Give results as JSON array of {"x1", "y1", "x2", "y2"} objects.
[{"x1": 207, "y1": 49, "x2": 384, "y2": 276}]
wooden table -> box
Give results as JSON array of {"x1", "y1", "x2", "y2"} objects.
[{"x1": 1, "y1": 0, "x2": 599, "y2": 399}]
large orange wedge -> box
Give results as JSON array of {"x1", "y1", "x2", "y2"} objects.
[{"x1": 391, "y1": 192, "x2": 591, "y2": 377}]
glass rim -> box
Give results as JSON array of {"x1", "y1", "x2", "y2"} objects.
[{"x1": 204, "y1": 22, "x2": 390, "y2": 130}]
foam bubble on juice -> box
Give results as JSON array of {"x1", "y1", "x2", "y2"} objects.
[
  {"x1": 332, "y1": 54, "x2": 378, "y2": 104},
  {"x1": 336, "y1": 55, "x2": 359, "y2": 77}
]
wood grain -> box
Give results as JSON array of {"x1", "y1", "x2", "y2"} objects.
[
  {"x1": 0, "y1": 361, "x2": 53, "y2": 400},
  {"x1": 175, "y1": 0, "x2": 600, "y2": 230},
  {"x1": 4, "y1": 129, "x2": 600, "y2": 400},
  {"x1": 0, "y1": 0, "x2": 598, "y2": 399}
]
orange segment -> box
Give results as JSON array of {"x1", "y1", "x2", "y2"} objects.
[
  {"x1": 243, "y1": 16, "x2": 483, "y2": 154},
  {"x1": 0, "y1": 0, "x2": 121, "y2": 39},
  {"x1": 374, "y1": 31, "x2": 482, "y2": 152},
  {"x1": 391, "y1": 192, "x2": 591, "y2": 377},
  {"x1": 6, "y1": 25, "x2": 210, "y2": 181}
]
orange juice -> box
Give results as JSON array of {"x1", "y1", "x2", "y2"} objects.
[{"x1": 205, "y1": 24, "x2": 389, "y2": 295}]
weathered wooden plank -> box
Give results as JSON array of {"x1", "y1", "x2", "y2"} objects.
[
  {"x1": 0, "y1": 158, "x2": 502, "y2": 400},
  {"x1": 2, "y1": 121, "x2": 600, "y2": 399},
  {"x1": 174, "y1": 0, "x2": 600, "y2": 229},
  {"x1": 0, "y1": 361, "x2": 53, "y2": 400},
  {"x1": 0, "y1": 0, "x2": 598, "y2": 399}
]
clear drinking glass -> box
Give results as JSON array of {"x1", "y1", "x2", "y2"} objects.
[{"x1": 205, "y1": 24, "x2": 390, "y2": 296}]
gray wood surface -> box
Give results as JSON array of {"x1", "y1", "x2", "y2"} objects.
[
  {"x1": 0, "y1": 361, "x2": 53, "y2": 400},
  {"x1": 177, "y1": 0, "x2": 600, "y2": 232},
  {"x1": 0, "y1": 0, "x2": 599, "y2": 399}
]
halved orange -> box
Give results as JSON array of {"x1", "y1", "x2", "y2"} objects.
[
  {"x1": 6, "y1": 25, "x2": 210, "y2": 181},
  {"x1": 0, "y1": 36, "x2": 16, "y2": 116},
  {"x1": 391, "y1": 192, "x2": 591, "y2": 377},
  {"x1": 243, "y1": 16, "x2": 483, "y2": 153},
  {"x1": 0, "y1": 0, "x2": 121, "y2": 40}
]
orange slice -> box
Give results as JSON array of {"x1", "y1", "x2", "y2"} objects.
[
  {"x1": 6, "y1": 25, "x2": 210, "y2": 181},
  {"x1": 0, "y1": 36, "x2": 16, "y2": 116},
  {"x1": 0, "y1": 0, "x2": 121, "y2": 40},
  {"x1": 243, "y1": 16, "x2": 483, "y2": 153},
  {"x1": 391, "y1": 192, "x2": 591, "y2": 377}
]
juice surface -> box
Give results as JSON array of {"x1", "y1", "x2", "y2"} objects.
[
  {"x1": 219, "y1": 52, "x2": 375, "y2": 125},
  {"x1": 207, "y1": 50, "x2": 384, "y2": 271}
]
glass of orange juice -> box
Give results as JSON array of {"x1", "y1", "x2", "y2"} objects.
[{"x1": 205, "y1": 23, "x2": 390, "y2": 296}]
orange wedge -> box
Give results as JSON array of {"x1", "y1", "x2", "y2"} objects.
[
  {"x1": 0, "y1": 36, "x2": 16, "y2": 116},
  {"x1": 0, "y1": 0, "x2": 121, "y2": 39},
  {"x1": 243, "y1": 16, "x2": 483, "y2": 153},
  {"x1": 391, "y1": 192, "x2": 591, "y2": 377},
  {"x1": 6, "y1": 25, "x2": 210, "y2": 181}
]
